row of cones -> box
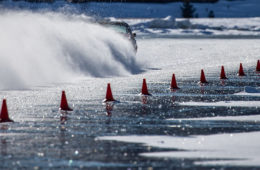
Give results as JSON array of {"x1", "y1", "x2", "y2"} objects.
[
  {"x1": 0, "y1": 91, "x2": 74, "y2": 123},
  {"x1": 103, "y1": 79, "x2": 152, "y2": 103},
  {"x1": 0, "y1": 91, "x2": 73, "y2": 123},
  {"x1": 60, "y1": 81, "x2": 153, "y2": 110},
  {"x1": 103, "y1": 61, "x2": 260, "y2": 101},
  {"x1": 0, "y1": 80, "x2": 164, "y2": 122},
  {"x1": 200, "y1": 61, "x2": 260, "y2": 83},
  {"x1": 1, "y1": 61, "x2": 259, "y2": 123},
  {"x1": 49, "y1": 60, "x2": 260, "y2": 109}
]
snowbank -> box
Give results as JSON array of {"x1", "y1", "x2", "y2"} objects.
[
  {"x1": 117, "y1": 17, "x2": 260, "y2": 38},
  {"x1": 1, "y1": 0, "x2": 260, "y2": 18},
  {"x1": 1, "y1": 0, "x2": 260, "y2": 38}
]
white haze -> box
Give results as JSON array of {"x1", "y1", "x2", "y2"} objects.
[{"x1": 0, "y1": 10, "x2": 139, "y2": 90}]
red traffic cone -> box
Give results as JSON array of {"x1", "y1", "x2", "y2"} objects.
[
  {"x1": 104, "y1": 83, "x2": 115, "y2": 102},
  {"x1": 220, "y1": 66, "x2": 228, "y2": 79},
  {"x1": 238, "y1": 63, "x2": 246, "y2": 76},
  {"x1": 60, "y1": 91, "x2": 73, "y2": 111},
  {"x1": 141, "y1": 78, "x2": 151, "y2": 95},
  {"x1": 0, "y1": 99, "x2": 14, "y2": 123},
  {"x1": 200, "y1": 69, "x2": 208, "y2": 84},
  {"x1": 256, "y1": 60, "x2": 260, "y2": 72},
  {"x1": 171, "y1": 74, "x2": 179, "y2": 89}
]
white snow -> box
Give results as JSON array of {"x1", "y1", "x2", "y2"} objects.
[
  {"x1": 101, "y1": 0, "x2": 260, "y2": 37},
  {"x1": 1, "y1": 0, "x2": 260, "y2": 37},
  {"x1": 97, "y1": 132, "x2": 260, "y2": 166},
  {"x1": 179, "y1": 101, "x2": 260, "y2": 107},
  {"x1": 236, "y1": 92, "x2": 260, "y2": 97},
  {"x1": 2, "y1": 0, "x2": 260, "y2": 18},
  {"x1": 168, "y1": 115, "x2": 260, "y2": 122},
  {"x1": 116, "y1": 17, "x2": 260, "y2": 37}
]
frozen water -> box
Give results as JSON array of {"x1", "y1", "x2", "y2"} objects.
[
  {"x1": 244, "y1": 86, "x2": 260, "y2": 93},
  {"x1": 0, "y1": 36, "x2": 259, "y2": 169}
]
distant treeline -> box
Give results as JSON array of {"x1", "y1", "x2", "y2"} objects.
[{"x1": 14, "y1": 0, "x2": 219, "y2": 3}]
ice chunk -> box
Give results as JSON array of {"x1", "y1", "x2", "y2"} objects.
[{"x1": 244, "y1": 86, "x2": 260, "y2": 93}]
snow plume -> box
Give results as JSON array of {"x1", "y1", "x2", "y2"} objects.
[{"x1": 0, "y1": 10, "x2": 140, "y2": 89}]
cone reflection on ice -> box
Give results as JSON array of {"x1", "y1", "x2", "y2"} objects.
[
  {"x1": 141, "y1": 78, "x2": 151, "y2": 95},
  {"x1": 238, "y1": 63, "x2": 246, "y2": 76},
  {"x1": 200, "y1": 69, "x2": 208, "y2": 84},
  {"x1": 220, "y1": 66, "x2": 228, "y2": 79},
  {"x1": 106, "y1": 102, "x2": 114, "y2": 117},
  {"x1": 60, "y1": 91, "x2": 73, "y2": 111},
  {"x1": 256, "y1": 60, "x2": 260, "y2": 72},
  {"x1": 171, "y1": 74, "x2": 179, "y2": 89},
  {"x1": 104, "y1": 83, "x2": 115, "y2": 102},
  {"x1": 0, "y1": 99, "x2": 14, "y2": 123}
]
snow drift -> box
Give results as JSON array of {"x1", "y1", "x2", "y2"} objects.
[{"x1": 0, "y1": 10, "x2": 140, "y2": 89}]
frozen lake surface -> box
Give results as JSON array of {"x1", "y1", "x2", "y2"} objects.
[{"x1": 1, "y1": 37, "x2": 260, "y2": 169}]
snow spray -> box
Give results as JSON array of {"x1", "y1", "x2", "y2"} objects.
[{"x1": 0, "y1": 10, "x2": 140, "y2": 89}]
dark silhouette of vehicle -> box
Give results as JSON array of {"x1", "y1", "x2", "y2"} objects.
[{"x1": 100, "y1": 21, "x2": 138, "y2": 53}]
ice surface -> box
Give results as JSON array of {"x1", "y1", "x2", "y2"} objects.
[
  {"x1": 244, "y1": 86, "x2": 260, "y2": 93},
  {"x1": 0, "y1": 35, "x2": 259, "y2": 169},
  {"x1": 136, "y1": 38, "x2": 260, "y2": 77}
]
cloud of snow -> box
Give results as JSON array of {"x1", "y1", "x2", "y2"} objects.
[{"x1": 0, "y1": 10, "x2": 140, "y2": 89}]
